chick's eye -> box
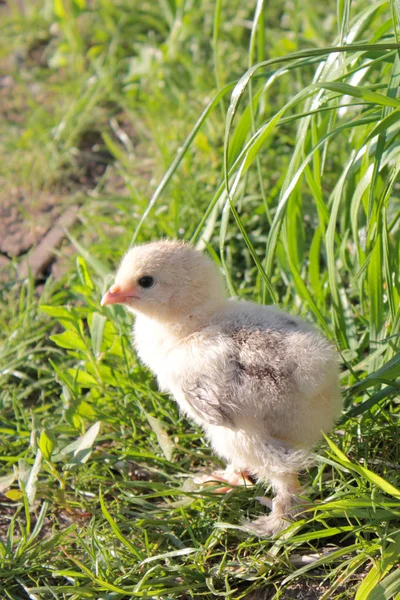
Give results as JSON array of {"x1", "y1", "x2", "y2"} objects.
[{"x1": 138, "y1": 275, "x2": 155, "y2": 289}]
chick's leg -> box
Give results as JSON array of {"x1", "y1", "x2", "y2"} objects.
[{"x1": 246, "y1": 473, "x2": 305, "y2": 537}]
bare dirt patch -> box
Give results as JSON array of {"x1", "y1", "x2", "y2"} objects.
[{"x1": 0, "y1": 190, "x2": 67, "y2": 258}]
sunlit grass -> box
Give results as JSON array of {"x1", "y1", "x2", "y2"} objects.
[{"x1": 0, "y1": 0, "x2": 399, "y2": 598}]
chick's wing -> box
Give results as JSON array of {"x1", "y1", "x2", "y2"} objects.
[{"x1": 181, "y1": 326, "x2": 297, "y2": 427}]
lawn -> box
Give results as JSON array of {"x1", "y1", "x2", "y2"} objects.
[{"x1": 0, "y1": 0, "x2": 399, "y2": 598}]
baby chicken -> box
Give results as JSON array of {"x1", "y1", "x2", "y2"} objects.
[{"x1": 101, "y1": 240, "x2": 342, "y2": 536}]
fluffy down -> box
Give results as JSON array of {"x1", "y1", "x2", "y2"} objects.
[{"x1": 101, "y1": 240, "x2": 342, "y2": 536}]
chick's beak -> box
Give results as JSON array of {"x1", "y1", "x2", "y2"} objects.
[{"x1": 101, "y1": 283, "x2": 140, "y2": 306}]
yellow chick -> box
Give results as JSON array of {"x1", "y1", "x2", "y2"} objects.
[{"x1": 101, "y1": 240, "x2": 342, "y2": 536}]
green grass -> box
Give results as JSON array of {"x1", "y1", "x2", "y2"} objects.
[{"x1": 0, "y1": 0, "x2": 400, "y2": 598}]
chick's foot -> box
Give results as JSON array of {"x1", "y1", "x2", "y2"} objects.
[
  {"x1": 245, "y1": 496, "x2": 308, "y2": 536},
  {"x1": 193, "y1": 465, "x2": 254, "y2": 492},
  {"x1": 244, "y1": 512, "x2": 290, "y2": 537},
  {"x1": 245, "y1": 474, "x2": 307, "y2": 537}
]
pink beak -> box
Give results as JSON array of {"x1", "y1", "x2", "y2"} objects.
[{"x1": 101, "y1": 284, "x2": 139, "y2": 306}]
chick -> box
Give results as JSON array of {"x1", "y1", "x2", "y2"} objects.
[{"x1": 101, "y1": 240, "x2": 342, "y2": 536}]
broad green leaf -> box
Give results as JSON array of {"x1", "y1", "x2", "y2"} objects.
[
  {"x1": 40, "y1": 305, "x2": 79, "y2": 331},
  {"x1": 90, "y1": 313, "x2": 106, "y2": 358},
  {"x1": 87, "y1": 363, "x2": 118, "y2": 384},
  {"x1": 5, "y1": 490, "x2": 24, "y2": 501},
  {"x1": 50, "y1": 330, "x2": 87, "y2": 352},
  {"x1": 75, "y1": 400, "x2": 96, "y2": 419},
  {"x1": 40, "y1": 305, "x2": 75, "y2": 319},
  {"x1": 67, "y1": 369, "x2": 98, "y2": 387},
  {"x1": 39, "y1": 430, "x2": 55, "y2": 461},
  {"x1": 76, "y1": 257, "x2": 94, "y2": 290}
]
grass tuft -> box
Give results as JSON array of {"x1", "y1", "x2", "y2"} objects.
[{"x1": 0, "y1": 0, "x2": 399, "y2": 598}]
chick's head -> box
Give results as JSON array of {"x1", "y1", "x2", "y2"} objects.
[{"x1": 101, "y1": 240, "x2": 226, "y2": 322}]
